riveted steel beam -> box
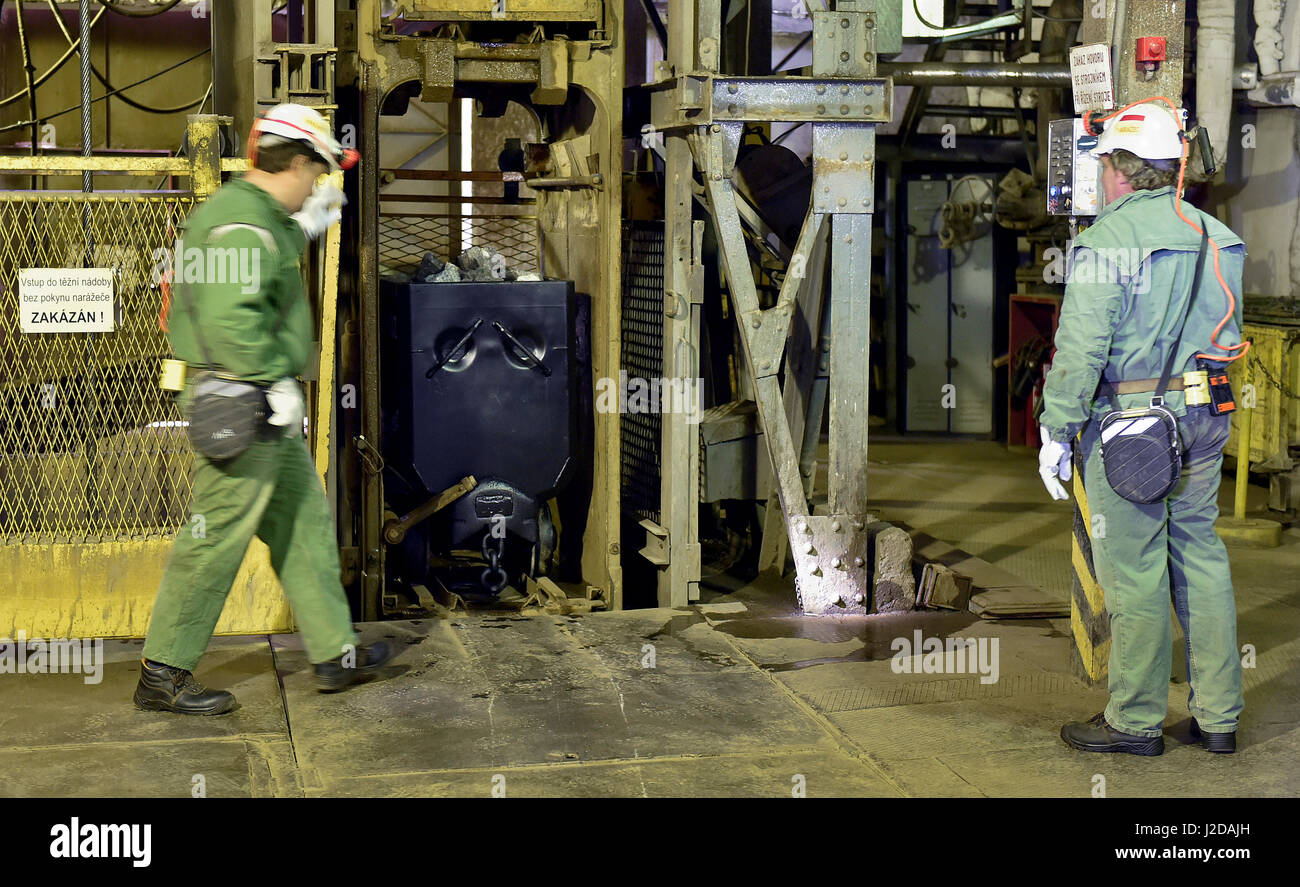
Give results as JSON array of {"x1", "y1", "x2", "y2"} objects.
[{"x1": 650, "y1": 75, "x2": 892, "y2": 131}]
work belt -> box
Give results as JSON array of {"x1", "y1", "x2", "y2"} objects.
[
  {"x1": 1100, "y1": 370, "x2": 1211, "y2": 404},
  {"x1": 1102, "y1": 377, "x2": 1185, "y2": 395}
]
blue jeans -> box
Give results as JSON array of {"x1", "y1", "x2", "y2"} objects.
[{"x1": 1079, "y1": 404, "x2": 1244, "y2": 736}]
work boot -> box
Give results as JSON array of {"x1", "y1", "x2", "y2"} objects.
[
  {"x1": 313, "y1": 641, "x2": 394, "y2": 693},
  {"x1": 1189, "y1": 719, "x2": 1237, "y2": 754},
  {"x1": 1060, "y1": 712, "x2": 1164, "y2": 756},
  {"x1": 134, "y1": 659, "x2": 236, "y2": 716}
]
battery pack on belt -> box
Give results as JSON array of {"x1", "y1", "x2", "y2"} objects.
[{"x1": 1197, "y1": 357, "x2": 1236, "y2": 415}]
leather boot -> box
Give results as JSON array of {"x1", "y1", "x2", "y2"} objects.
[
  {"x1": 313, "y1": 641, "x2": 394, "y2": 692},
  {"x1": 1189, "y1": 719, "x2": 1237, "y2": 754},
  {"x1": 1060, "y1": 712, "x2": 1164, "y2": 756},
  {"x1": 134, "y1": 659, "x2": 236, "y2": 715}
]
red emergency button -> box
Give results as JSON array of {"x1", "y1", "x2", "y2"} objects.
[{"x1": 1135, "y1": 37, "x2": 1166, "y2": 62}]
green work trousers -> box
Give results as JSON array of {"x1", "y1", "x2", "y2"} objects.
[
  {"x1": 1079, "y1": 404, "x2": 1244, "y2": 737},
  {"x1": 142, "y1": 430, "x2": 356, "y2": 671}
]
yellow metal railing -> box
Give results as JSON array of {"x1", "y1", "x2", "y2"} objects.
[
  {"x1": 0, "y1": 193, "x2": 196, "y2": 543},
  {"x1": 0, "y1": 116, "x2": 302, "y2": 639}
]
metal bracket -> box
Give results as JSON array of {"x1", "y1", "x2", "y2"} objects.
[{"x1": 639, "y1": 518, "x2": 670, "y2": 566}]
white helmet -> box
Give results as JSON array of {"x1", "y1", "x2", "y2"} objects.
[
  {"x1": 1090, "y1": 102, "x2": 1184, "y2": 160},
  {"x1": 249, "y1": 103, "x2": 359, "y2": 172}
]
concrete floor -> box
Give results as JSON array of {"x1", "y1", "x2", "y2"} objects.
[{"x1": 2, "y1": 441, "x2": 1298, "y2": 797}]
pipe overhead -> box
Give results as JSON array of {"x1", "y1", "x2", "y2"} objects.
[
  {"x1": 1195, "y1": 0, "x2": 1234, "y2": 172},
  {"x1": 878, "y1": 62, "x2": 1070, "y2": 87}
]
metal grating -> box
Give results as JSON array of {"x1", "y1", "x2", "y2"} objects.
[
  {"x1": 620, "y1": 221, "x2": 665, "y2": 522},
  {"x1": 379, "y1": 212, "x2": 540, "y2": 278},
  {"x1": 0, "y1": 193, "x2": 196, "y2": 543}
]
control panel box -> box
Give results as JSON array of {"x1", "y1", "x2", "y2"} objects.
[{"x1": 1047, "y1": 117, "x2": 1100, "y2": 216}]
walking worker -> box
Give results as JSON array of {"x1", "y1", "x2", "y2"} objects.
[
  {"x1": 1037, "y1": 101, "x2": 1247, "y2": 755},
  {"x1": 135, "y1": 104, "x2": 392, "y2": 715}
]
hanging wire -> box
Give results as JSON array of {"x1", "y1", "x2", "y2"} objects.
[
  {"x1": 0, "y1": 5, "x2": 108, "y2": 107},
  {"x1": 911, "y1": 0, "x2": 945, "y2": 31},
  {"x1": 0, "y1": 48, "x2": 212, "y2": 134},
  {"x1": 92, "y1": 0, "x2": 183, "y2": 17},
  {"x1": 14, "y1": 0, "x2": 39, "y2": 188},
  {"x1": 1030, "y1": 6, "x2": 1083, "y2": 22},
  {"x1": 43, "y1": 0, "x2": 211, "y2": 114}
]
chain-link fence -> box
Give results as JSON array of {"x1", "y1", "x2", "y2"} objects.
[
  {"x1": 379, "y1": 212, "x2": 540, "y2": 278},
  {"x1": 0, "y1": 193, "x2": 195, "y2": 543}
]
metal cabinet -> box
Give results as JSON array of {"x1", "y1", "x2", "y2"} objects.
[{"x1": 904, "y1": 176, "x2": 995, "y2": 434}]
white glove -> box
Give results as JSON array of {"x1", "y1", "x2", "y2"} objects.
[
  {"x1": 292, "y1": 181, "x2": 345, "y2": 240},
  {"x1": 1037, "y1": 425, "x2": 1072, "y2": 501},
  {"x1": 266, "y1": 378, "x2": 304, "y2": 434}
]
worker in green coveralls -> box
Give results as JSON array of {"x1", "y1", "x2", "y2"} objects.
[
  {"x1": 1039, "y1": 102, "x2": 1245, "y2": 755},
  {"x1": 135, "y1": 104, "x2": 392, "y2": 715}
]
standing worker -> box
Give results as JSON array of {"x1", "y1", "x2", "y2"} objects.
[
  {"x1": 135, "y1": 104, "x2": 392, "y2": 715},
  {"x1": 1037, "y1": 101, "x2": 1247, "y2": 755}
]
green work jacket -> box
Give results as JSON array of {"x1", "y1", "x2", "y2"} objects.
[
  {"x1": 1041, "y1": 185, "x2": 1246, "y2": 441},
  {"x1": 168, "y1": 177, "x2": 312, "y2": 386}
]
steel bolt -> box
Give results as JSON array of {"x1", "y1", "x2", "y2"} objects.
[
  {"x1": 839, "y1": 151, "x2": 848, "y2": 161},
  {"x1": 797, "y1": 521, "x2": 808, "y2": 534},
  {"x1": 841, "y1": 17, "x2": 850, "y2": 28},
  {"x1": 728, "y1": 83, "x2": 738, "y2": 94},
  {"x1": 805, "y1": 543, "x2": 815, "y2": 555},
  {"x1": 854, "y1": 556, "x2": 865, "y2": 568},
  {"x1": 816, "y1": 104, "x2": 826, "y2": 114},
  {"x1": 841, "y1": 85, "x2": 850, "y2": 95},
  {"x1": 831, "y1": 520, "x2": 841, "y2": 532},
  {"x1": 840, "y1": 104, "x2": 850, "y2": 115},
  {"x1": 864, "y1": 106, "x2": 873, "y2": 115},
  {"x1": 816, "y1": 84, "x2": 826, "y2": 95},
  {"x1": 751, "y1": 317, "x2": 761, "y2": 328},
  {"x1": 837, "y1": 197, "x2": 847, "y2": 207},
  {"x1": 854, "y1": 593, "x2": 865, "y2": 604},
  {"x1": 831, "y1": 557, "x2": 842, "y2": 568},
  {"x1": 840, "y1": 51, "x2": 850, "y2": 62},
  {"x1": 864, "y1": 85, "x2": 874, "y2": 96},
  {"x1": 803, "y1": 523, "x2": 813, "y2": 535},
  {"x1": 728, "y1": 103, "x2": 738, "y2": 115},
  {"x1": 710, "y1": 123, "x2": 721, "y2": 132}
]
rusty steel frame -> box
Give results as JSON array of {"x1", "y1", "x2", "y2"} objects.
[{"x1": 652, "y1": 0, "x2": 888, "y2": 615}]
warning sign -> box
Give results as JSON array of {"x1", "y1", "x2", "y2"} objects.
[
  {"x1": 1069, "y1": 43, "x2": 1115, "y2": 113},
  {"x1": 18, "y1": 268, "x2": 116, "y2": 333}
]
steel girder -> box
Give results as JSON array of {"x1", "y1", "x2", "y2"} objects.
[{"x1": 653, "y1": 1, "x2": 887, "y2": 615}]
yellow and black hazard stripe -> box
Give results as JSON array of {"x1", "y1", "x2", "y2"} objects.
[{"x1": 1070, "y1": 451, "x2": 1110, "y2": 686}]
